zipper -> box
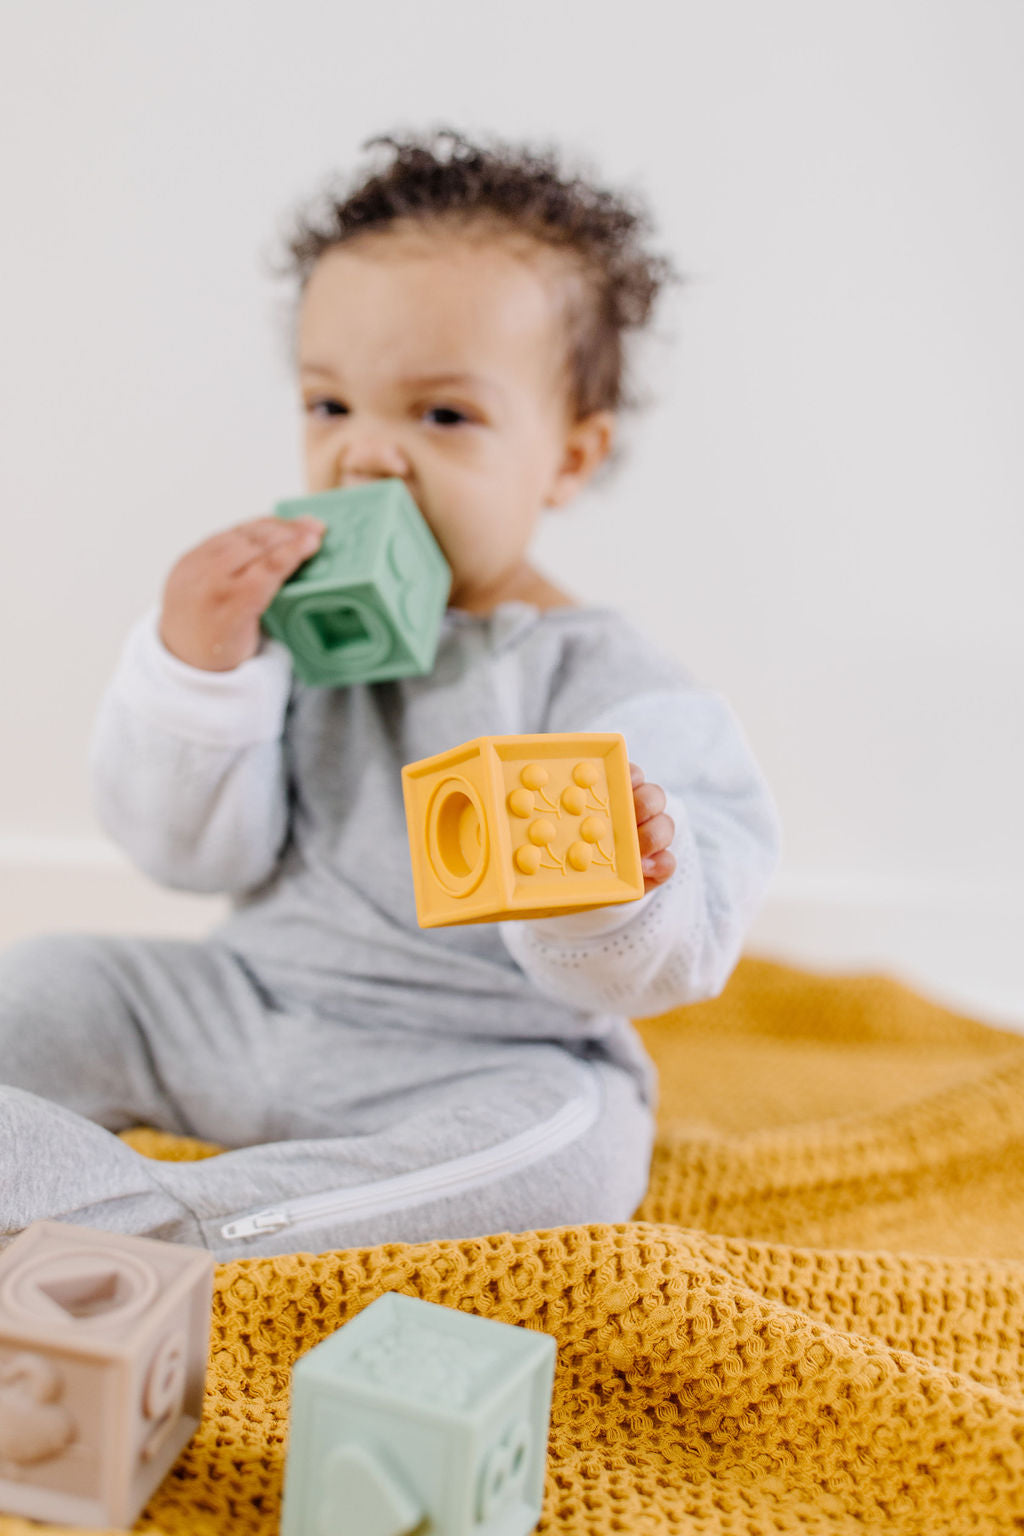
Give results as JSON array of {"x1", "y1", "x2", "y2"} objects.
[{"x1": 220, "y1": 1071, "x2": 601, "y2": 1241}]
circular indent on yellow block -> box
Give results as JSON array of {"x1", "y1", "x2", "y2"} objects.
[
  {"x1": 507, "y1": 788, "x2": 534, "y2": 818},
  {"x1": 520, "y1": 764, "x2": 549, "y2": 790},
  {"x1": 514, "y1": 845, "x2": 543, "y2": 875},
  {"x1": 572, "y1": 761, "x2": 599, "y2": 788},
  {"x1": 527, "y1": 818, "x2": 556, "y2": 846},
  {"x1": 567, "y1": 841, "x2": 592, "y2": 871},
  {"x1": 426, "y1": 777, "x2": 488, "y2": 897},
  {"x1": 561, "y1": 785, "x2": 586, "y2": 815},
  {"x1": 579, "y1": 814, "x2": 609, "y2": 844}
]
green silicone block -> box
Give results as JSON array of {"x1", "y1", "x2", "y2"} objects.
[
  {"x1": 280, "y1": 1292, "x2": 557, "y2": 1536},
  {"x1": 261, "y1": 479, "x2": 452, "y2": 687}
]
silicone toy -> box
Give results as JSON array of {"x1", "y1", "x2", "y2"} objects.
[
  {"x1": 401, "y1": 731, "x2": 645, "y2": 926},
  {"x1": 0, "y1": 1220, "x2": 214, "y2": 1529},
  {"x1": 280, "y1": 1291, "x2": 556, "y2": 1536},
  {"x1": 261, "y1": 478, "x2": 452, "y2": 686}
]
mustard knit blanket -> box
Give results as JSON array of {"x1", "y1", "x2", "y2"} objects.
[{"x1": 5, "y1": 955, "x2": 1024, "y2": 1534}]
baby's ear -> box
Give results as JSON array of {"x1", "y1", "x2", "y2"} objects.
[{"x1": 545, "y1": 410, "x2": 616, "y2": 507}]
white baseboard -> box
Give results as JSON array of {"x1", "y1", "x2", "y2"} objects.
[{"x1": 1, "y1": 841, "x2": 1021, "y2": 1030}]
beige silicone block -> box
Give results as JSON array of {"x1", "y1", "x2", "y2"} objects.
[
  {"x1": 402, "y1": 732, "x2": 644, "y2": 927},
  {"x1": 0, "y1": 1221, "x2": 214, "y2": 1530}
]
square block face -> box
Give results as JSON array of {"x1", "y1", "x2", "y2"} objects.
[
  {"x1": 402, "y1": 739, "x2": 504, "y2": 927},
  {"x1": 402, "y1": 733, "x2": 645, "y2": 927},
  {"x1": 281, "y1": 1294, "x2": 555, "y2": 1536},
  {"x1": 0, "y1": 1346, "x2": 119, "y2": 1513},
  {"x1": 262, "y1": 479, "x2": 452, "y2": 687},
  {"x1": 0, "y1": 1222, "x2": 213, "y2": 1529},
  {"x1": 469, "y1": 1390, "x2": 547, "y2": 1536}
]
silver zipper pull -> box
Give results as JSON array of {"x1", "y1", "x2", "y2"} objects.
[{"x1": 220, "y1": 1210, "x2": 290, "y2": 1240}]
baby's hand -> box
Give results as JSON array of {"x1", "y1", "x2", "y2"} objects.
[
  {"x1": 159, "y1": 515, "x2": 326, "y2": 671},
  {"x1": 630, "y1": 763, "x2": 677, "y2": 893}
]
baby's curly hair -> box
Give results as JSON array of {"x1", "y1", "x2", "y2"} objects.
[{"x1": 270, "y1": 126, "x2": 683, "y2": 427}]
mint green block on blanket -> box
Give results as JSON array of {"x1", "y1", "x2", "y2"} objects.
[
  {"x1": 280, "y1": 1292, "x2": 556, "y2": 1536},
  {"x1": 261, "y1": 479, "x2": 452, "y2": 686}
]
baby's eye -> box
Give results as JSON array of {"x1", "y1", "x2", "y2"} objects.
[
  {"x1": 423, "y1": 405, "x2": 471, "y2": 427},
  {"x1": 305, "y1": 398, "x2": 348, "y2": 417}
]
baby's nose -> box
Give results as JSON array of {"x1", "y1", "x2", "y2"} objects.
[{"x1": 335, "y1": 425, "x2": 409, "y2": 485}]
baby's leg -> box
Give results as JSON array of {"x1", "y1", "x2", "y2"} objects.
[
  {"x1": 0, "y1": 929, "x2": 297, "y2": 1248},
  {"x1": 0, "y1": 932, "x2": 288, "y2": 1142},
  {"x1": 1, "y1": 994, "x2": 653, "y2": 1257},
  {"x1": 1, "y1": 937, "x2": 653, "y2": 1254},
  {"x1": 149, "y1": 1043, "x2": 655, "y2": 1260},
  {"x1": 0, "y1": 1086, "x2": 206, "y2": 1247}
]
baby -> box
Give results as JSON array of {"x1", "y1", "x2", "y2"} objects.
[{"x1": 0, "y1": 130, "x2": 780, "y2": 1259}]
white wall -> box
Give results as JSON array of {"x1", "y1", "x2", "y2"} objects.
[{"x1": 1, "y1": 0, "x2": 1022, "y2": 1024}]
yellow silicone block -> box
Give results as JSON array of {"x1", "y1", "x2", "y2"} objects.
[{"x1": 401, "y1": 733, "x2": 644, "y2": 927}]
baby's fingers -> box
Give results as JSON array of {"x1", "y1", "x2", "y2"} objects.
[
  {"x1": 638, "y1": 811, "x2": 675, "y2": 860},
  {"x1": 160, "y1": 514, "x2": 327, "y2": 671},
  {"x1": 630, "y1": 766, "x2": 670, "y2": 830},
  {"x1": 633, "y1": 780, "x2": 667, "y2": 826},
  {"x1": 220, "y1": 518, "x2": 325, "y2": 604},
  {"x1": 218, "y1": 516, "x2": 325, "y2": 577},
  {"x1": 628, "y1": 766, "x2": 677, "y2": 889},
  {"x1": 640, "y1": 847, "x2": 677, "y2": 892}
]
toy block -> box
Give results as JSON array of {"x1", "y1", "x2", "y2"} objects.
[
  {"x1": 0, "y1": 1220, "x2": 214, "y2": 1530},
  {"x1": 280, "y1": 1291, "x2": 556, "y2": 1536},
  {"x1": 261, "y1": 478, "x2": 452, "y2": 686},
  {"x1": 401, "y1": 731, "x2": 645, "y2": 927}
]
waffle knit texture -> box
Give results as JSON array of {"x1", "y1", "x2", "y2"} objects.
[{"x1": 5, "y1": 954, "x2": 1024, "y2": 1535}]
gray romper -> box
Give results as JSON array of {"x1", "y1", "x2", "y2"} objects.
[{"x1": 0, "y1": 601, "x2": 780, "y2": 1259}]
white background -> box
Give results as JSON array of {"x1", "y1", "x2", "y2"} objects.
[{"x1": 1, "y1": 1, "x2": 1021, "y2": 1023}]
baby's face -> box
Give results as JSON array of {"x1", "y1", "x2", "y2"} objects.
[{"x1": 296, "y1": 224, "x2": 600, "y2": 612}]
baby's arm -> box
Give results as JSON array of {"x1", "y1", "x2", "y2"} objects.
[
  {"x1": 89, "y1": 515, "x2": 324, "y2": 894},
  {"x1": 500, "y1": 686, "x2": 781, "y2": 1017}
]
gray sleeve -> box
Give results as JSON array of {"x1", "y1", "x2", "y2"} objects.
[
  {"x1": 88, "y1": 609, "x2": 295, "y2": 895},
  {"x1": 499, "y1": 618, "x2": 782, "y2": 1016}
]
